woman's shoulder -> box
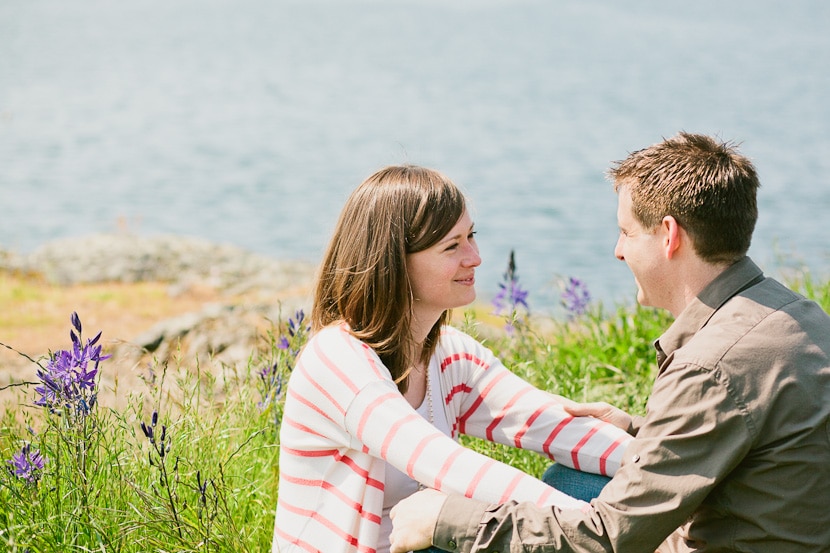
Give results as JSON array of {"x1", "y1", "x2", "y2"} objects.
[
  {"x1": 305, "y1": 323, "x2": 367, "y2": 358},
  {"x1": 298, "y1": 324, "x2": 390, "y2": 381},
  {"x1": 433, "y1": 326, "x2": 499, "y2": 381},
  {"x1": 438, "y1": 324, "x2": 471, "y2": 342},
  {"x1": 437, "y1": 325, "x2": 491, "y2": 356},
  {"x1": 312, "y1": 322, "x2": 351, "y2": 341}
]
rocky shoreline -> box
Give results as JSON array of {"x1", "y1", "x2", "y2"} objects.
[
  {"x1": 1, "y1": 233, "x2": 317, "y2": 407},
  {"x1": 1, "y1": 233, "x2": 316, "y2": 294}
]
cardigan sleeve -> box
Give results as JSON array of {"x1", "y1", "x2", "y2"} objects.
[
  {"x1": 437, "y1": 328, "x2": 631, "y2": 477},
  {"x1": 344, "y1": 377, "x2": 587, "y2": 510}
]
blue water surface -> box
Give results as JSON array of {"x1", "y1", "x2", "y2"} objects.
[{"x1": 1, "y1": 0, "x2": 829, "y2": 310}]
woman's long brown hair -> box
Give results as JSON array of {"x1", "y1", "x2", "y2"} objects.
[{"x1": 311, "y1": 165, "x2": 465, "y2": 392}]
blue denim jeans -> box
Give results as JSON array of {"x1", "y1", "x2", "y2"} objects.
[
  {"x1": 416, "y1": 464, "x2": 610, "y2": 552},
  {"x1": 541, "y1": 462, "x2": 611, "y2": 502}
]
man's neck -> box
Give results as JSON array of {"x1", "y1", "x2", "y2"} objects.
[{"x1": 670, "y1": 259, "x2": 733, "y2": 317}]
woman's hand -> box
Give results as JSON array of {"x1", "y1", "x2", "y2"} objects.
[{"x1": 390, "y1": 488, "x2": 447, "y2": 553}]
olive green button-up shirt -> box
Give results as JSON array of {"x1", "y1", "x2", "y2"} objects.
[{"x1": 434, "y1": 257, "x2": 830, "y2": 552}]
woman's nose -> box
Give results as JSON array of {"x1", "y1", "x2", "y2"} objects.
[{"x1": 465, "y1": 244, "x2": 482, "y2": 267}]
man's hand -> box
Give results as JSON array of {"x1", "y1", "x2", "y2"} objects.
[
  {"x1": 565, "y1": 401, "x2": 633, "y2": 433},
  {"x1": 389, "y1": 488, "x2": 448, "y2": 553}
]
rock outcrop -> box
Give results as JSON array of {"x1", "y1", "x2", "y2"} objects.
[{"x1": 1, "y1": 233, "x2": 315, "y2": 407}]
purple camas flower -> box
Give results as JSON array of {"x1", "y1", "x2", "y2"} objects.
[
  {"x1": 561, "y1": 277, "x2": 591, "y2": 317},
  {"x1": 287, "y1": 309, "x2": 307, "y2": 337},
  {"x1": 259, "y1": 362, "x2": 277, "y2": 381},
  {"x1": 7, "y1": 443, "x2": 46, "y2": 484},
  {"x1": 140, "y1": 411, "x2": 162, "y2": 444},
  {"x1": 34, "y1": 312, "x2": 110, "y2": 415},
  {"x1": 141, "y1": 410, "x2": 172, "y2": 462},
  {"x1": 257, "y1": 361, "x2": 284, "y2": 411},
  {"x1": 257, "y1": 311, "x2": 307, "y2": 413},
  {"x1": 492, "y1": 251, "x2": 530, "y2": 333},
  {"x1": 279, "y1": 309, "x2": 309, "y2": 357},
  {"x1": 492, "y1": 250, "x2": 530, "y2": 315}
]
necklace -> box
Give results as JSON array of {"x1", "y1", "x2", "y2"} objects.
[
  {"x1": 419, "y1": 366, "x2": 434, "y2": 491},
  {"x1": 425, "y1": 363, "x2": 434, "y2": 425}
]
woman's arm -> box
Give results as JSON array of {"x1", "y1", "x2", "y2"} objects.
[
  {"x1": 344, "y1": 377, "x2": 587, "y2": 510},
  {"x1": 439, "y1": 329, "x2": 632, "y2": 476}
]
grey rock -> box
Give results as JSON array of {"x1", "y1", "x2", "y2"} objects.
[
  {"x1": 113, "y1": 302, "x2": 294, "y2": 376},
  {"x1": 4, "y1": 233, "x2": 316, "y2": 296}
]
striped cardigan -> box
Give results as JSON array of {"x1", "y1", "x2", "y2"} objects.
[{"x1": 273, "y1": 324, "x2": 631, "y2": 552}]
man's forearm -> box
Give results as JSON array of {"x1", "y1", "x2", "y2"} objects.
[
  {"x1": 434, "y1": 495, "x2": 576, "y2": 553},
  {"x1": 434, "y1": 495, "x2": 618, "y2": 553}
]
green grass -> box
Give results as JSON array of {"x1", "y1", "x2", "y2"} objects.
[{"x1": 2, "y1": 274, "x2": 829, "y2": 552}]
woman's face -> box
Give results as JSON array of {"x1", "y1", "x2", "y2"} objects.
[{"x1": 406, "y1": 210, "x2": 481, "y2": 325}]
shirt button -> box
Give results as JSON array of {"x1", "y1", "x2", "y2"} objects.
[
  {"x1": 447, "y1": 539, "x2": 458, "y2": 549},
  {"x1": 632, "y1": 454, "x2": 640, "y2": 463}
]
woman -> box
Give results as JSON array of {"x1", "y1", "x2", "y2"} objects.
[{"x1": 273, "y1": 165, "x2": 631, "y2": 553}]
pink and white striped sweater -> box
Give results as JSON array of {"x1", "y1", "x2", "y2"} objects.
[{"x1": 273, "y1": 324, "x2": 632, "y2": 552}]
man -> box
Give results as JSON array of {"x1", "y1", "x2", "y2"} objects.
[{"x1": 390, "y1": 132, "x2": 830, "y2": 552}]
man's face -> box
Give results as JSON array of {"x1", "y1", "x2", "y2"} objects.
[{"x1": 614, "y1": 186, "x2": 671, "y2": 310}]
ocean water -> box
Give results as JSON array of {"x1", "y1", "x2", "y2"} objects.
[{"x1": 2, "y1": 0, "x2": 829, "y2": 311}]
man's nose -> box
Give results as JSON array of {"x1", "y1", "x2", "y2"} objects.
[{"x1": 614, "y1": 237, "x2": 624, "y2": 261}]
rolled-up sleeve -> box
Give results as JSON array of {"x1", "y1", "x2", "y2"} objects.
[
  {"x1": 435, "y1": 496, "x2": 612, "y2": 553},
  {"x1": 434, "y1": 495, "x2": 492, "y2": 553}
]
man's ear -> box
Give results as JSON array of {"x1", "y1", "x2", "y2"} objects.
[{"x1": 662, "y1": 215, "x2": 682, "y2": 260}]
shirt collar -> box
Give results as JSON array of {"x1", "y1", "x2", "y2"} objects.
[{"x1": 654, "y1": 256, "x2": 765, "y2": 366}]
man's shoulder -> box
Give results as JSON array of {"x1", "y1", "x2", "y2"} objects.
[
  {"x1": 715, "y1": 277, "x2": 830, "y2": 341},
  {"x1": 673, "y1": 276, "x2": 830, "y2": 379}
]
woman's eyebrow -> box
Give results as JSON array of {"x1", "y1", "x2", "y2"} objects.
[{"x1": 439, "y1": 223, "x2": 475, "y2": 245}]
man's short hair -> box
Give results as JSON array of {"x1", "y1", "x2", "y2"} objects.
[{"x1": 609, "y1": 132, "x2": 760, "y2": 264}]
